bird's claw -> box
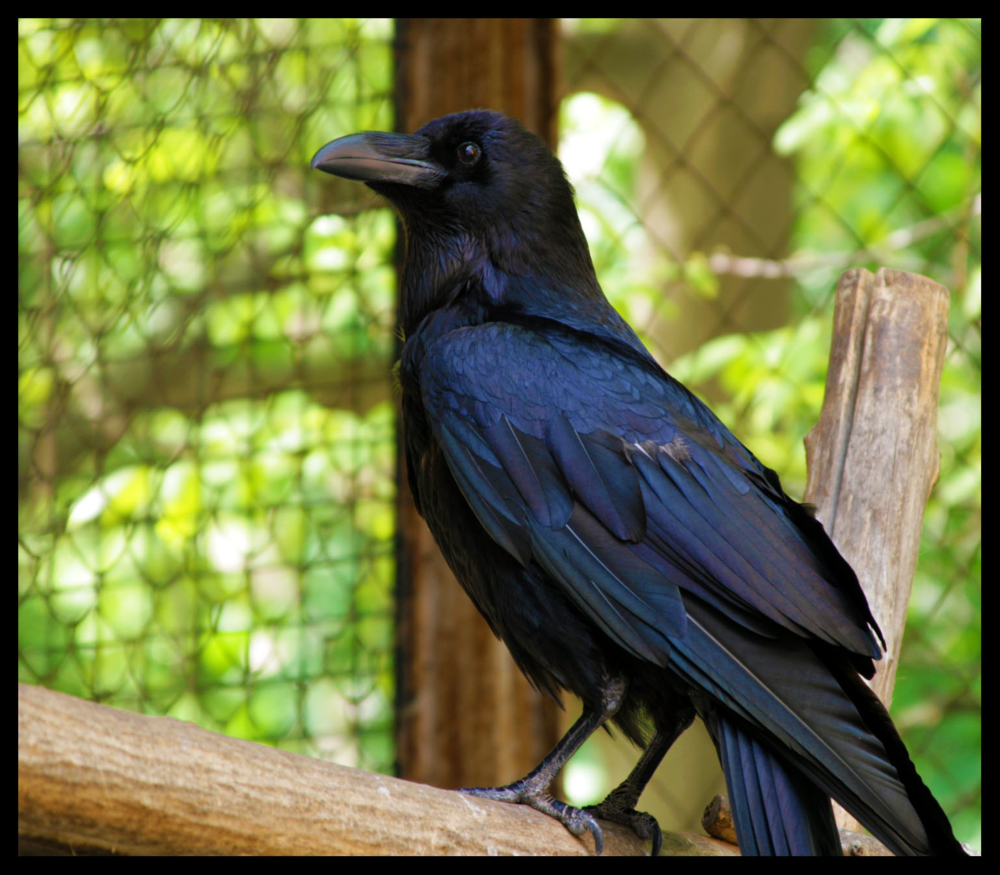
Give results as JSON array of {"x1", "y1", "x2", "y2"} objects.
[
  {"x1": 584, "y1": 795, "x2": 662, "y2": 856},
  {"x1": 460, "y1": 784, "x2": 606, "y2": 854}
]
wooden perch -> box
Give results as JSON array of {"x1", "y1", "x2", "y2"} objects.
[
  {"x1": 804, "y1": 267, "x2": 950, "y2": 835},
  {"x1": 17, "y1": 683, "x2": 733, "y2": 856},
  {"x1": 18, "y1": 268, "x2": 951, "y2": 856}
]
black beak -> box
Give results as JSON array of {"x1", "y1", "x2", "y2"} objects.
[{"x1": 310, "y1": 131, "x2": 441, "y2": 187}]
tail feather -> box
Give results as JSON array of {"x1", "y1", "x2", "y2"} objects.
[{"x1": 709, "y1": 710, "x2": 842, "y2": 855}]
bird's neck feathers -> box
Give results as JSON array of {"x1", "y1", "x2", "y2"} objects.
[{"x1": 398, "y1": 215, "x2": 611, "y2": 338}]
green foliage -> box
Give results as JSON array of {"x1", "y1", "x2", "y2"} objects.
[
  {"x1": 19, "y1": 19, "x2": 398, "y2": 772},
  {"x1": 775, "y1": 21, "x2": 981, "y2": 848},
  {"x1": 775, "y1": 18, "x2": 981, "y2": 302},
  {"x1": 561, "y1": 21, "x2": 979, "y2": 847}
]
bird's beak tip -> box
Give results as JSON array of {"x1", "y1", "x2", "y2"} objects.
[
  {"x1": 310, "y1": 136, "x2": 356, "y2": 174},
  {"x1": 310, "y1": 132, "x2": 439, "y2": 186}
]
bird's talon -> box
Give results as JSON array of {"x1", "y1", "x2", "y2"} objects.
[
  {"x1": 584, "y1": 801, "x2": 662, "y2": 856},
  {"x1": 459, "y1": 785, "x2": 605, "y2": 853}
]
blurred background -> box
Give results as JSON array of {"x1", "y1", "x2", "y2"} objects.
[{"x1": 18, "y1": 18, "x2": 980, "y2": 851}]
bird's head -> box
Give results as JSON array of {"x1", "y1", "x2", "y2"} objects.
[{"x1": 312, "y1": 110, "x2": 603, "y2": 327}]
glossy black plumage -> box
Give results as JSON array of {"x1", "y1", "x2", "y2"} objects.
[{"x1": 311, "y1": 110, "x2": 964, "y2": 856}]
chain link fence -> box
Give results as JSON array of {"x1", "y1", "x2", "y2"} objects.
[
  {"x1": 557, "y1": 18, "x2": 980, "y2": 846},
  {"x1": 19, "y1": 18, "x2": 398, "y2": 773},
  {"x1": 19, "y1": 17, "x2": 980, "y2": 848}
]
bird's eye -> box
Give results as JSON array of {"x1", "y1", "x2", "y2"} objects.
[{"x1": 457, "y1": 142, "x2": 481, "y2": 166}]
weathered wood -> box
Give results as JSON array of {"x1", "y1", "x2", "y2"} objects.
[
  {"x1": 805, "y1": 267, "x2": 950, "y2": 702},
  {"x1": 393, "y1": 18, "x2": 563, "y2": 793},
  {"x1": 18, "y1": 683, "x2": 732, "y2": 856},
  {"x1": 804, "y1": 266, "x2": 950, "y2": 834}
]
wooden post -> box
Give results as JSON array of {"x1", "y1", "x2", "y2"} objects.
[
  {"x1": 803, "y1": 267, "x2": 951, "y2": 834},
  {"x1": 392, "y1": 19, "x2": 563, "y2": 792}
]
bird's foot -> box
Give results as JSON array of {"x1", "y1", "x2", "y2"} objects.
[
  {"x1": 584, "y1": 786, "x2": 662, "y2": 856},
  {"x1": 460, "y1": 782, "x2": 605, "y2": 854}
]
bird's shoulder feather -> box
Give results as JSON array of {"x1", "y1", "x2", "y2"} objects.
[{"x1": 412, "y1": 312, "x2": 883, "y2": 664}]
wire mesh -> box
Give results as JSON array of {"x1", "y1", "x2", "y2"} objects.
[
  {"x1": 19, "y1": 17, "x2": 398, "y2": 773},
  {"x1": 558, "y1": 17, "x2": 980, "y2": 848},
  {"x1": 18, "y1": 16, "x2": 980, "y2": 850}
]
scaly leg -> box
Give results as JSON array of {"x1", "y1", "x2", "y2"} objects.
[{"x1": 460, "y1": 675, "x2": 627, "y2": 854}]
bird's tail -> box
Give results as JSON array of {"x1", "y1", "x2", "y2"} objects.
[
  {"x1": 674, "y1": 597, "x2": 965, "y2": 856},
  {"x1": 706, "y1": 709, "x2": 842, "y2": 855}
]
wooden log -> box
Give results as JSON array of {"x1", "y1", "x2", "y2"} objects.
[
  {"x1": 18, "y1": 682, "x2": 732, "y2": 855},
  {"x1": 804, "y1": 267, "x2": 950, "y2": 834}
]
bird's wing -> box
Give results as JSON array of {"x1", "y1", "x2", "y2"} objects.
[
  {"x1": 417, "y1": 316, "x2": 937, "y2": 853},
  {"x1": 418, "y1": 317, "x2": 883, "y2": 666}
]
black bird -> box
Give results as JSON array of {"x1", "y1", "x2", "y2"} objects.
[{"x1": 311, "y1": 110, "x2": 965, "y2": 856}]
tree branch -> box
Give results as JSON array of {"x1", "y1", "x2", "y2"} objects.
[{"x1": 18, "y1": 683, "x2": 733, "y2": 856}]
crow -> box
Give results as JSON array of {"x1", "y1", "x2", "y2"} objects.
[{"x1": 311, "y1": 109, "x2": 965, "y2": 856}]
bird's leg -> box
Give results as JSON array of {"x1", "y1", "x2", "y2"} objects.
[
  {"x1": 460, "y1": 675, "x2": 627, "y2": 855},
  {"x1": 584, "y1": 699, "x2": 696, "y2": 856}
]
